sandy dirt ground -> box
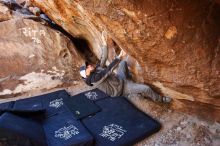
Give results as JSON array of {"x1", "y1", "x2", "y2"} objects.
[{"x1": 1, "y1": 81, "x2": 219, "y2": 146}]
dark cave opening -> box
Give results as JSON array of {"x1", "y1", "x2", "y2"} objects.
[
  {"x1": 45, "y1": 20, "x2": 99, "y2": 65},
  {"x1": 71, "y1": 37, "x2": 99, "y2": 65}
]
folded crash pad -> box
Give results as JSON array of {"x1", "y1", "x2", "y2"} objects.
[
  {"x1": 0, "y1": 101, "x2": 45, "y2": 122},
  {"x1": 0, "y1": 101, "x2": 14, "y2": 115},
  {"x1": 13, "y1": 96, "x2": 44, "y2": 111},
  {"x1": 0, "y1": 90, "x2": 70, "y2": 115},
  {"x1": 0, "y1": 101, "x2": 14, "y2": 111},
  {"x1": 43, "y1": 112, "x2": 94, "y2": 146},
  {"x1": 10, "y1": 90, "x2": 70, "y2": 117},
  {"x1": 82, "y1": 97, "x2": 161, "y2": 146},
  {"x1": 0, "y1": 112, "x2": 47, "y2": 146},
  {"x1": 76, "y1": 88, "x2": 109, "y2": 101},
  {"x1": 9, "y1": 97, "x2": 46, "y2": 120}
]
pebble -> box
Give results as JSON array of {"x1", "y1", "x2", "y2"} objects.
[
  {"x1": 204, "y1": 137, "x2": 211, "y2": 144},
  {"x1": 168, "y1": 109, "x2": 172, "y2": 113},
  {"x1": 186, "y1": 134, "x2": 191, "y2": 139},
  {"x1": 177, "y1": 127, "x2": 182, "y2": 131},
  {"x1": 180, "y1": 121, "x2": 188, "y2": 125},
  {"x1": 73, "y1": 81, "x2": 78, "y2": 85},
  {"x1": 201, "y1": 122, "x2": 206, "y2": 126}
]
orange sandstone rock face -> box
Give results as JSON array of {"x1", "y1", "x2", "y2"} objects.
[
  {"x1": 0, "y1": 18, "x2": 83, "y2": 98},
  {"x1": 31, "y1": 0, "x2": 220, "y2": 120}
]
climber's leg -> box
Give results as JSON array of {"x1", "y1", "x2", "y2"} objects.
[{"x1": 123, "y1": 80, "x2": 171, "y2": 102}]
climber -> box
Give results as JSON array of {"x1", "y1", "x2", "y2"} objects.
[{"x1": 79, "y1": 50, "x2": 172, "y2": 103}]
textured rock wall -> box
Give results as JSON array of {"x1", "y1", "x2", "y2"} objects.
[
  {"x1": 0, "y1": 7, "x2": 84, "y2": 98},
  {"x1": 29, "y1": 0, "x2": 220, "y2": 120}
]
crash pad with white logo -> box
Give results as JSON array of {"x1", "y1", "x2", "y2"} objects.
[{"x1": 82, "y1": 97, "x2": 161, "y2": 146}]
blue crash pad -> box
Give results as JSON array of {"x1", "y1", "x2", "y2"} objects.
[
  {"x1": 43, "y1": 112, "x2": 94, "y2": 146},
  {"x1": 0, "y1": 101, "x2": 14, "y2": 111},
  {"x1": 0, "y1": 112, "x2": 47, "y2": 146},
  {"x1": 41, "y1": 90, "x2": 71, "y2": 117},
  {"x1": 0, "y1": 100, "x2": 45, "y2": 118},
  {"x1": 0, "y1": 89, "x2": 161, "y2": 146},
  {"x1": 13, "y1": 96, "x2": 44, "y2": 112},
  {"x1": 0, "y1": 90, "x2": 70, "y2": 117},
  {"x1": 0, "y1": 89, "x2": 97, "y2": 146},
  {"x1": 82, "y1": 97, "x2": 161, "y2": 146}
]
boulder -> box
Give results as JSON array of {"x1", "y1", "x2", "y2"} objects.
[
  {"x1": 0, "y1": 18, "x2": 83, "y2": 98},
  {"x1": 30, "y1": 0, "x2": 220, "y2": 121}
]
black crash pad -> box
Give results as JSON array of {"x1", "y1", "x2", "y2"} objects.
[
  {"x1": 0, "y1": 112, "x2": 47, "y2": 146},
  {"x1": 43, "y1": 112, "x2": 94, "y2": 146},
  {"x1": 65, "y1": 94, "x2": 101, "y2": 120},
  {"x1": 82, "y1": 97, "x2": 161, "y2": 146}
]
